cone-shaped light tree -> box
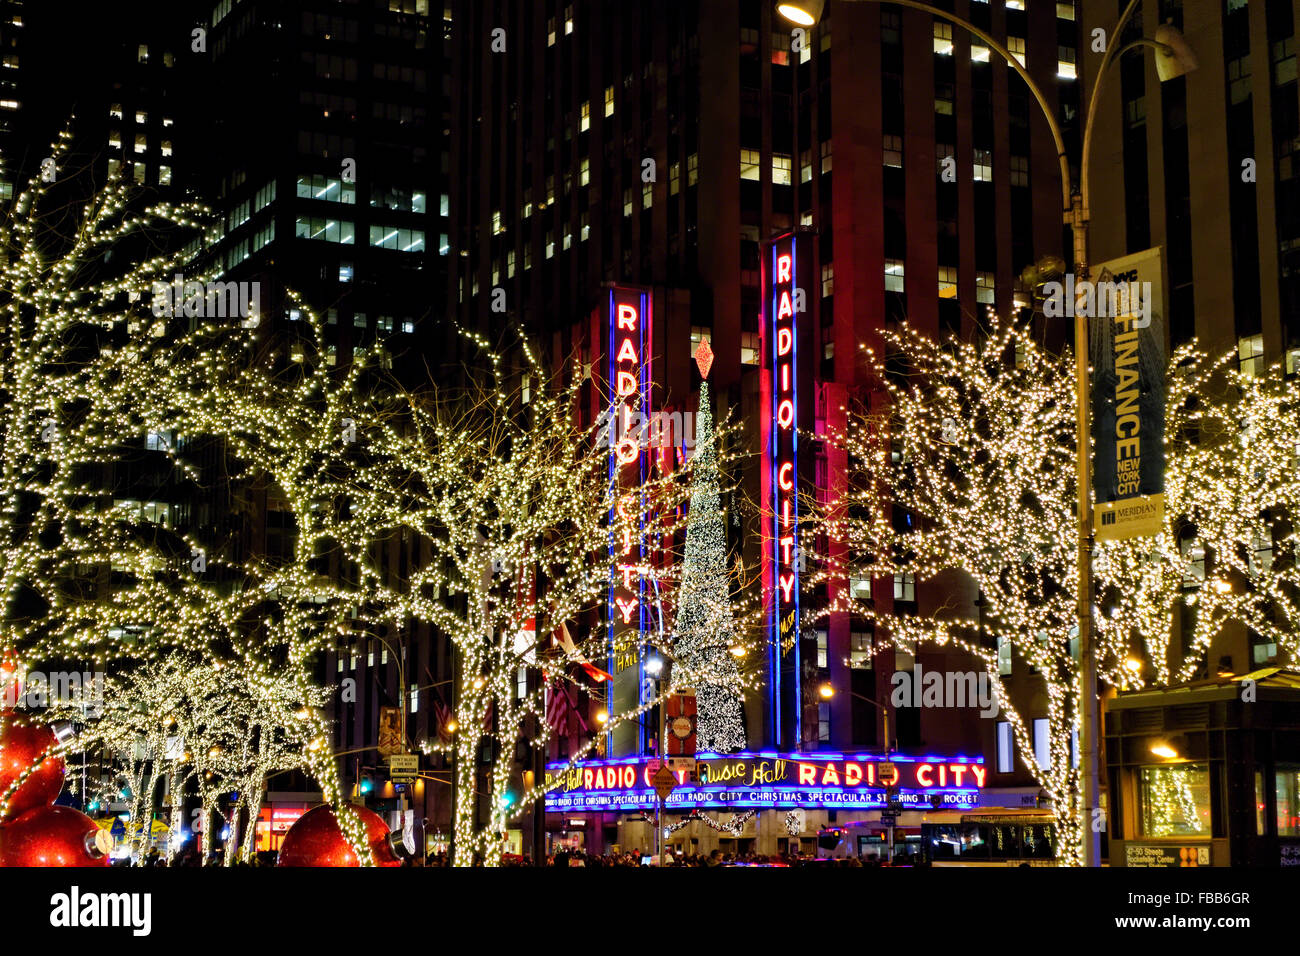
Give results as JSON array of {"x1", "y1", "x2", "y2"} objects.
[{"x1": 671, "y1": 343, "x2": 746, "y2": 753}]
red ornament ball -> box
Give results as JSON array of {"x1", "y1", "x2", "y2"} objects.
[
  {"x1": 0, "y1": 659, "x2": 21, "y2": 714},
  {"x1": 0, "y1": 805, "x2": 111, "y2": 867},
  {"x1": 0, "y1": 722, "x2": 64, "y2": 821},
  {"x1": 277, "y1": 804, "x2": 404, "y2": 867}
]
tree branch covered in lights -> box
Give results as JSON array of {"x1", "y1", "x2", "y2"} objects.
[
  {"x1": 0, "y1": 143, "x2": 395, "y2": 862},
  {"x1": 819, "y1": 310, "x2": 1300, "y2": 864},
  {"x1": 369, "y1": 329, "x2": 765, "y2": 864}
]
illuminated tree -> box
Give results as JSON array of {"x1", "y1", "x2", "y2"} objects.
[
  {"x1": 0, "y1": 142, "x2": 386, "y2": 863},
  {"x1": 671, "y1": 379, "x2": 746, "y2": 753},
  {"x1": 377, "y1": 330, "x2": 772, "y2": 864},
  {"x1": 823, "y1": 310, "x2": 1300, "y2": 863}
]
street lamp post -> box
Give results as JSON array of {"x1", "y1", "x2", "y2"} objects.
[
  {"x1": 819, "y1": 683, "x2": 899, "y2": 860},
  {"x1": 779, "y1": 0, "x2": 1195, "y2": 866}
]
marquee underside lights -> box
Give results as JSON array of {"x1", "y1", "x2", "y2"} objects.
[{"x1": 543, "y1": 752, "x2": 985, "y2": 812}]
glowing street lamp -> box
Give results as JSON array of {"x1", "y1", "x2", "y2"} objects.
[{"x1": 777, "y1": 0, "x2": 1196, "y2": 869}]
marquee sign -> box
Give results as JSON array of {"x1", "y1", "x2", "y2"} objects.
[
  {"x1": 543, "y1": 752, "x2": 985, "y2": 812},
  {"x1": 765, "y1": 233, "x2": 804, "y2": 747},
  {"x1": 607, "y1": 286, "x2": 652, "y2": 755}
]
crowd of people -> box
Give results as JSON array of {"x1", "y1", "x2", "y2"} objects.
[
  {"x1": 115, "y1": 845, "x2": 899, "y2": 867},
  {"x1": 422, "y1": 848, "x2": 896, "y2": 867}
]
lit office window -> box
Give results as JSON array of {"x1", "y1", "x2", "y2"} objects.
[
  {"x1": 297, "y1": 217, "x2": 356, "y2": 244},
  {"x1": 893, "y1": 572, "x2": 915, "y2": 602},
  {"x1": 1238, "y1": 334, "x2": 1265, "y2": 378},
  {"x1": 849, "y1": 631, "x2": 873, "y2": 669},
  {"x1": 976, "y1": 271, "x2": 995, "y2": 304},
  {"x1": 368, "y1": 225, "x2": 424, "y2": 251},
  {"x1": 1008, "y1": 36, "x2": 1026, "y2": 67},
  {"x1": 884, "y1": 259, "x2": 905, "y2": 293},
  {"x1": 1033, "y1": 719, "x2": 1050, "y2": 770},
  {"x1": 580, "y1": 100, "x2": 590, "y2": 132},
  {"x1": 938, "y1": 265, "x2": 958, "y2": 298},
  {"x1": 1058, "y1": 46, "x2": 1077, "y2": 79},
  {"x1": 996, "y1": 722, "x2": 1014, "y2": 773},
  {"x1": 297, "y1": 174, "x2": 355, "y2": 204},
  {"x1": 1180, "y1": 537, "x2": 1206, "y2": 588},
  {"x1": 740, "y1": 148, "x2": 761, "y2": 181},
  {"x1": 740, "y1": 331, "x2": 759, "y2": 366},
  {"x1": 997, "y1": 636, "x2": 1012, "y2": 676},
  {"x1": 973, "y1": 148, "x2": 992, "y2": 181},
  {"x1": 821, "y1": 263, "x2": 834, "y2": 297},
  {"x1": 933, "y1": 22, "x2": 953, "y2": 55},
  {"x1": 604, "y1": 85, "x2": 615, "y2": 117}
]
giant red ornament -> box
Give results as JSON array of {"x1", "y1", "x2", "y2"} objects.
[
  {"x1": 0, "y1": 722, "x2": 64, "y2": 821},
  {"x1": 0, "y1": 658, "x2": 21, "y2": 714},
  {"x1": 0, "y1": 805, "x2": 111, "y2": 867},
  {"x1": 277, "y1": 804, "x2": 406, "y2": 867}
]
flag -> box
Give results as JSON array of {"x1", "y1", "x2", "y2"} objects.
[
  {"x1": 545, "y1": 681, "x2": 589, "y2": 737},
  {"x1": 557, "y1": 622, "x2": 613, "y2": 684},
  {"x1": 432, "y1": 693, "x2": 453, "y2": 742}
]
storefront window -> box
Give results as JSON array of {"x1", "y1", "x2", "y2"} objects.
[
  {"x1": 1277, "y1": 766, "x2": 1300, "y2": 836},
  {"x1": 1139, "y1": 764, "x2": 1211, "y2": 837}
]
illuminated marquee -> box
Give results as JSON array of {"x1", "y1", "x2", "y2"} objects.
[
  {"x1": 543, "y1": 752, "x2": 985, "y2": 812},
  {"x1": 607, "y1": 286, "x2": 651, "y2": 754},
  {"x1": 766, "y1": 233, "x2": 803, "y2": 746}
]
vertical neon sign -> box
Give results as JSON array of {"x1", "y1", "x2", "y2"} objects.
[
  {"x1": 768, "y1": 234, "x2": 801, "y2": 749},
  {"x1": 607, "y1": 286, "x2": 651, "y2": 757}
]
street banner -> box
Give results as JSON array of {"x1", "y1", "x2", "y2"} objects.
[
  {"x1": 377, "y1": 706, "x2": 403, "y2": 758},
  {"x1": 1088, "y1": 247, "x2": 1166, "y2": 540}
]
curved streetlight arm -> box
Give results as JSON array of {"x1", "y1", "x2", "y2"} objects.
[
  {"x1": 1079, "y1": 0, "x2": 1142, "y2": 237},
  {"x1": 842, "y1": 0, "x2": 1074, "y2": 215}
]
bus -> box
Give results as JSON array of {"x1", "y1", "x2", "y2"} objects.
[{"x1": 919, "y1": 808, "x2": 1058, "y2": 866}]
